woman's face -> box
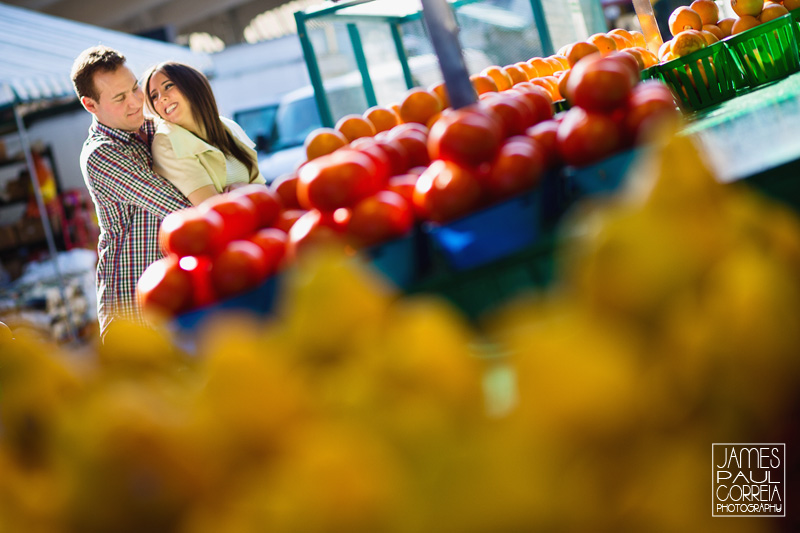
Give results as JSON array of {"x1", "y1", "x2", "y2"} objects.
[{"x1": 148, "y1": 70, "x2": 197, "y2": 133}]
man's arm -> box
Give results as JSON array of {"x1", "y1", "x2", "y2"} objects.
[{"x1": 86, "y1": 142, "x2": 191, "y2": 218}]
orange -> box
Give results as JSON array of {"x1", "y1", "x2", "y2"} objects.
[
  {"x1": 557, "y1": 69, "x2": 571, "y2": 101},
  {"x1": 717, "y1": 18, "x2": 736, "y2": 37},
  {"x1": 335, "y1": 114, "x2": 376, "y2": 142},
  {"x1": 428, "y1": 82, "x2": 451, "y2": 109},
  {"x1": 304, "y1": 127, "x2": 348, "y2": 160},
  {"x1": 544, "y1": 57, "x2": 565, "y2": 74},
  {"x1": 731, "y1": 0, "x2": 763, "y2": 18},
  {"x1": 786, "y1": 0, "x2": 800, "y2": 11},
  {"x1": 630, "y1": 30, "x2": 647, "y2": 48},
  {"x1": 608, "y1": 28, "x2": 635, "y2": 48},
  {"x1": 607, "y1": 33, "x2": 629, "y2": 51},
  {"x1": 503, "y1": 64, "x2": 529, "y2": 85},
  {"x1": 621, "y1": 48, "x2": 646, "y2": 70},
  {"x1": 759, "y1": 4, "x2": 789, "y2": 23},
  {"x1": 531, "y1": 77, "x2": 560, "y2": 101},
  {"x1": 470, "y1": 74, "x2": 499, "y2": 95},
  {"x1": 658, "y1": 39, "x2": 673, "y2": 61},
  {"x1": 481, "y1": 65, "x2": 513, "y2": 91},
  {"x1": 551, "y1": 55, "x2": 571, "y2": 70},
  {"x1": 672, "y1": 30, "x2": 708, "y2": 57},
  {"x1": 700, "y1": 29, "x2": 719, "y2": 45},
  {"x1": 588, "y1": 33, "x2": 618, "y2": 55},
  {"x1": 689, "y1": 0, "x2": 719, "y2": 25},
  {"x1": 425, "y1": 111, "x2": 443, "y2": 130},
  {"x1": 399, "y1": 88, "x2": 443, "y2": 124},
  {"x1": 565, "y1": 41, "x2": 601, "y2": 67},
  {"x1": 516, "y1": 61, "x2": 537, "y2": 80},
  {"x1": 638, "y1": 48, "x2": 660, "y2": 68},
  {"x1": 528, "y1": 57, "x2": 553, "y2": 76},
  {"x1": 731, "y1": 15, "x2": 761, "y2": 34},
  {"x1": 669, "y1": 6, "x2": 703, "y2": 36},
  {"x1": 702, "y1": 24, "x2": 724, "y2": 40},
  {"x1": 363, "y1": 106, "x2": 400, "y2": 134},
  {"x1": 390, "y1": 103, "x2": 402, "y2": 122}
]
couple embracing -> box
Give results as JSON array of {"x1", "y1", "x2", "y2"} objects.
[{"x1": 71, "y1": 46, "x2": 267, "y2": 340}]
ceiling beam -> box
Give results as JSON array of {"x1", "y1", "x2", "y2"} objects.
[
  {"x1": 3, "y1": 0, "x2": 65, "y2": 10},
  {"x1": 43, "y1": 0, "x2": 173, "y2": 27}
]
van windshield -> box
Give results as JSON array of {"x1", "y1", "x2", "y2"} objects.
[{"x1": 272, "y1": 96, "x2": 322, "y2": 151}]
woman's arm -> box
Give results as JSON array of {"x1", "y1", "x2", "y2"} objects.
[{"x1": 188, "y1": 184, "x2": 219, "y2": 206}]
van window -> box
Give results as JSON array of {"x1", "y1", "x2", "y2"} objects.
[{"x1": 233, "y1": 104, "x2": 279, "y2": 152}]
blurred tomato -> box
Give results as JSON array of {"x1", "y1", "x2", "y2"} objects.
[
  {"x1": 391, "y1": 130, "x2": 430, "y2": 169},
  {"x1": 624, "y1": 90, "x2": 680, "y2": 143},
  {"x1": 210, "y1": 240, "x2": 270, "y2": 298},
  {"x1": 286, "y1": 209, "x2": 346, "y2": 259},
  {"x1": 159, "y1": 207, "x2": 224, "y2": 258},
  {"x1": 273, "y1": 209, "x2": 306, "y2": 233},
  {"x1": 479, "y1": 93, "x2": 536, "y2": 137},
  {"x1": 483, "y1": 138, "x2": 546, "y2": 198},
  {"x1": 247, "y1": 228, "x2": 287, "y2": 276},
  {"x1": 269, "y1": 171, "x2": 301, "y2": 209},
  {"x1": 347, "y1": 191, "x2": 414, "y2": 247},
  {"x1": 297, "y1": 149, "x2": 376, "y2": 212},
  {"x1": 229, "y1": 184, "x2": 281, "y2": 229},
  {"x1": 413, "y1": 160, "x2": 483, "y2": 223},
  {"x1": 199, "y1": 194, "x2": 258, "y2": 242},
  {"x1": 567, "y1": 56, "x2": 636, "y2": 112},
  {"x1": 137, "y1": 256, "x2": 194, "y2": 317},
  {"x1": 557, "y1": 107, "x2": 623, "y2": 167},
  {"x1": 349, "y1": 137, "x2": 392, "y2": 191},
  {"x1": 526, "y1": 120, "x2": 561, "y2": 169},
  {"x1": 511, "y1": 84, "x2": 555, "y2": 125},
  {"x1": 177, "y1": 255, "x2": 215, "y2": 308},
  {"x1": 387, "y1": 174, "x2": 418, "y2": 205},
  {"x1": 427, "y1": 107, "x2": 503, "y2": 168},
  {"x1": 372, "y1": 139, "x2": 410, "y2": 177}
]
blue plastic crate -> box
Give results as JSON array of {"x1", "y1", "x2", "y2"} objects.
[
  {"x1": 365, "y1": 228, "x2": 428, "y2": 289},
  {"x1": 170, "y1": 273, "x2": 282, "y2": 349},
  {"x1": 424, "y1": 189, "x2": 542, "y2": 271},
  {"x1": 563, "y1": 147, "x2": 647, "y2": 197}
]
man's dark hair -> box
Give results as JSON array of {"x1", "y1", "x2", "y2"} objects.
[{"x1": 71, "y1": 46, "x2": 127, "y2": 101}]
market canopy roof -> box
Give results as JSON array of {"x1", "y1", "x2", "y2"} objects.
[{"x1": 0, "y1": 2, "x2": 212, "y2": 108}]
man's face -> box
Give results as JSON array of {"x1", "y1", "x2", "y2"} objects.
[{"x1": 81, "y1": 65, "x2": 144, "y2": 132}]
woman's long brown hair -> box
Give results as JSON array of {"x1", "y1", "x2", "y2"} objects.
[{"x1": 144, "y1": 62, "x2": 255, "y2": 176}]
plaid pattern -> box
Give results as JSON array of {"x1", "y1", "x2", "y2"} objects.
[{"x1": 80, "y1": 118, "x2": 191, "y2": 336}]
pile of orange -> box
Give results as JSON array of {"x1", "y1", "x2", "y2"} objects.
[{"x1": 660, "y1": 0, "x2": 796, "y2": 62}]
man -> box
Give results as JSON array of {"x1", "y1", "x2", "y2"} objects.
[{"x1": 71, "y1": 46, "x2": 192, "y2": 338}]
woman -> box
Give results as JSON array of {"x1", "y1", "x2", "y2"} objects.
[{"x1": 144, "y1": 62, "x2": 266, "y2": 205}]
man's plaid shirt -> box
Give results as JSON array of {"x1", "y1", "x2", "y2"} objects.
[{"x1": 80, "y1": 118, "x2": 191, "y2": 336}]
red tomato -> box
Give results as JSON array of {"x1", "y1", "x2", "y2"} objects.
[
  {"x1": 624, "y1": 92, "x2": 680, "y2": 144},
  {"x1": 199, "y1": 194, "x2": 258, "y2": 242},
  {"x1": 388, "y1": 122, "x2": 429, "y2": 139},
  {"x1": 177, "y1": 255, "x2": 216, "y2": 308},
  {"x1": 286, "y1": 209, "x2": 346, "y2": 260},
  {"x1": 511, "y1": 84, "x2": 555, "y2": 125},
  {"x1": 349, "y1": 137, "x2": 391, "y2": 192},
  {"x1": 557, "y1": 107, "x2": 623, "y2": 167},
  {"x1": 346, "y1": 191, "x2": 414, "y2": 247},
  {"x1": 229, "y1": 184, "x2": 281, "y2": 229},
  {"x1": 480, "y1": 93, "x2": 537, "y2": 137},
  {"x1": 526, "y1": 120, "x2": 561, "y2": 169},
  {"x1": 297, "y1": 149, "x2": 376, "y2": 212},
  {"x1": 484, "y1": 138, "x2": 546, "y2": 198},
  {"x1": 269, "y1": 171, "x2": 301, "y2": 209},
  {"x1": 413, "y1": 160, "x2": 483, "y2": 223},
  {"x1": 567, "y1": 56, "x2": 635, "y2": 112},
  {"x1": 372, "y1": 139, "x2": 410, "y2": 177},
  {"x1": 392, "y1": 131, "x2": 430, "y2": 169},
  {"x1": 137, "y1": 256, "x2": 194, "y2": 316},
  {"x1": 387, "y1": 174, "x2": 418, "y2": 205},
  {"x1": 247, "y1": 228, "x2": 287, "y2": 276},
  {"x1": 273, "y1": 209, "x2": 306, "y2": 233},
  {"x1": 427, "y1": 107, "x2": 503, "y2": 168},
  {"x1": 159, "y1": 207, "x2": 224, "y2": 258},
  {"x1": 210, "y1": 240, "x2": 270, "y2": 298}
]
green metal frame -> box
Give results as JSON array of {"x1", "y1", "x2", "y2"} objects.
[{"x1": 294, "y1": 0, "x2": 601, "y2": 127}]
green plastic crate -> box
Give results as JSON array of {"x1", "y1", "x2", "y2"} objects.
[
  {"x1": 656, "y1": 40, "x2": 739, "y2": 111},
  {"x1": 724, "y1": 13, "x2": 800, "y2": 88}
]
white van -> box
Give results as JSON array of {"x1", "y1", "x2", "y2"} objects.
[{"x1": 240, "y1": 50, "x2": 492, "y2": 183}]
